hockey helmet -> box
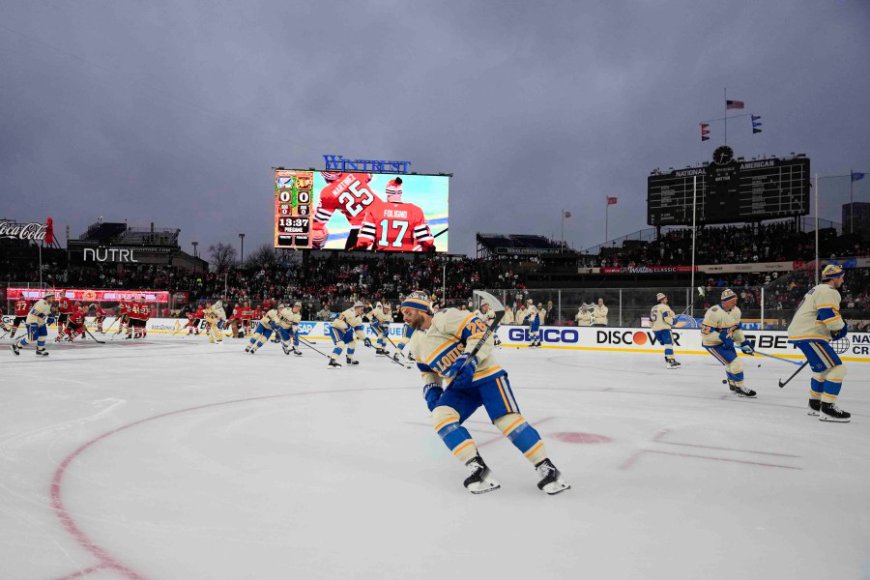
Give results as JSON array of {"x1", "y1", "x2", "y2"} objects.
[
  {"x1": 401, "y1": 291, "x2": 433, "y2": 314},
  {"x1": 322, "y1": 171, "x2": 340, "y2": 182},
  {"x1": 821, "y1": 264, "x2": 844, "y2": 280},
  {"x1": 353, "y1": 301, "x2": 366, "y2": 309},
  {"x1": 656, "y1": 292, "x2": 667, "y2": 302},
  {"x1": 386, "y1": 177, "x2": 403, "y2": 202},
  {"x1": 720, "y1": 289, "x2": 736, "y2": 304}
]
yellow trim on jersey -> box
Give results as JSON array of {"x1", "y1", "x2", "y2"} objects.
[
  {"x1": 814, "y1": 303, "x2": 838, "y2": 309},
  {"x1": 423, "y1": 338, "x2": 460, "y2": 366},
  {"x1": 818, "y1": 315, "x2": 842, "y2": 323},
  {"x1": 454, "y1": 313, "x2": 475, "y2": 339},
  {"x1": 788, "y1": 334, "x2": 831, "y2": 341},
  {"x1": 472, "y1": 365, "x2": 503, "y2": 380},
  {"x1": 810, "y1": 343, "x2": 836, "y2": 368},
  {"x1": 500, "y1": 415, "x2": 525, "y2": 435},
  {"x1": 524, "y1": 441, "x2": 544, "y2": 458},
  {"x1": 453, "y1": 440, "x2": 475, "y2": 456},
  {"x1": 435, "y1": 416, "x2": 459, "y2": 431}
]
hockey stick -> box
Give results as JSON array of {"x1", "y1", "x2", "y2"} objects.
[
  {"x1": 85, "y1": 328, "x2": 106, "y2": 344},
  {"x1": 750, "y1": 350, "x2": 803, "y2": 366},
  {"x1": 444, "y1": 290, "x2": 505, "y2": 381},
  {"x1": 778, "y1": 361, "x2": 809, "y2": 388},
  {"x1": 297, "y1": 336, "x2": 332, "y2": 359},
  {"x1": 371, "y1": 323, "x2": 413, "y2": 368},
  {"x1": 433, "y1": 227, "x2": 448, "y2": 239},
  {"x1": 363, "y1": 337, "x2": 409, "y2": 368}
]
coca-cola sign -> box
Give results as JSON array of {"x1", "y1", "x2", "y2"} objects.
[{"x1": 0, "y1": 221, "x2": 48, "y2": 241}]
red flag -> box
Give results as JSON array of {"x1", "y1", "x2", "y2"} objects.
[
  {"x1": 45, "y1": 217, "x2": 55, "y2": 245},
  {"x1": 607, "y1": 197, "x2": 618, "y2": 205},
  {"x1": 726, "y1": 99, "x2": 745, "y2": 110}
]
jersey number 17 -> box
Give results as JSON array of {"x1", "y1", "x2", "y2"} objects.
[{"x1": 378, "y1": 219, "x2": 409, "y2": 248}]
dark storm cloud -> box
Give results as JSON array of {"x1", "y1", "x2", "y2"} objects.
[{"x1": 1, "y1": 0, "x2": 868, "y2": 256}]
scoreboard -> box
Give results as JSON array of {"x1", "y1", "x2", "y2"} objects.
[
  {"x1": 274, "y1": 169, "x2": 314, "y2": 249},
  {"x1": 647, "y1": 147, "x2": 810, "y2": 226}
]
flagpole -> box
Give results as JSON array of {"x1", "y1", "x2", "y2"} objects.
[
  {"x1": 723, "y1": 88, "x2": 727, "y2": 145},
  {"x1": 850, "y1": 169, "x2": 854, "y2": 234},
  {"x1": 605, "y1": 200, "x2": 609, "y2": 246},
  {"x1": 691, "y1": 175, "x2": 697, "y2": 316},
  {"x1": 561, "y1": 209, "x2": 565, "y2": 249},
  {"x1": 814, "y1": 173, "x2": 819, "y2": 286}
]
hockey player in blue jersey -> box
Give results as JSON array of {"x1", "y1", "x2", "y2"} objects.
[
  {"x1": 400, "y1": 291, "x2": 569, "y2": 495},
  {"x1": 328, "y1": 301, "x2": 367, "y2": 368},
  {"x1": 11, "y1": 292, "x2": 55, "y2": 357},
  {"x1": 651, "y1": 292, "x2": 681, "y2": 369},
  {"x1": 245, "y1": 306, "x2": 280, "y2": 354},
  {"x1": 522, "y1": 299, "x2": 541, "y2": 347}
]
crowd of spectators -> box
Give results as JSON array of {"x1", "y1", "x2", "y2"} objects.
[
  {"x1": 2, "y1": 219, "x2": 867, "y2": 325},
  {"x1": 593, "y1": 221, "x2": 869, "y2": 268}
]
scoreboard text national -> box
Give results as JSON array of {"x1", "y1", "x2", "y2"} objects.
[{"x1": 647, "y1": 148, "x2": 811, "y2": 226}]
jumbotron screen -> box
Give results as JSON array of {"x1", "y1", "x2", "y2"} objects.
[{"x1": 273, "y1": 170, "x2": 449, "y2": 252}]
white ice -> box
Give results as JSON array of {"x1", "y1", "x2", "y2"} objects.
[{"x1": 1, "y1": 334, "x2": 869, "y2": 580}]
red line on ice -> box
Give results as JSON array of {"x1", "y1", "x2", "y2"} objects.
[{"x1": 50, "y1": 388, "x2": 394, "y2": 579}]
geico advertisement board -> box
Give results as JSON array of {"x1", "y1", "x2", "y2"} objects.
[
  {"x1": 130, "y1": 319, "x2": 411, "y2": 340},
  {"x1": 495, "y1": 325, "x2": 870, "y2": 363}
]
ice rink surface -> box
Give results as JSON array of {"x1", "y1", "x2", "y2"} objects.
[{"x1": 1, "y1": 334, "x2": 869, "y2": 580}]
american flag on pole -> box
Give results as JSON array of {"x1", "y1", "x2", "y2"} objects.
[
  {"x1": 607, "y1": 197, "x2": 618, "y2": 205},
  {"x1": 726, "y1": 99, "x2": 745, "y2": 110}
]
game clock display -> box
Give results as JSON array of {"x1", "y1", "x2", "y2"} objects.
[{"x1": 274, "y1": 170, "x2": 314, "y2": 249}]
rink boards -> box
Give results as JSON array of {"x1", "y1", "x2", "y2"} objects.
[{"x1": 21, "y1": 317, "x2": 865, "y2": 363}]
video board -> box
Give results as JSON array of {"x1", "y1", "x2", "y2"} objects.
[{"x1": 273, "y1": 170, "x2": 449, "y2": 252}]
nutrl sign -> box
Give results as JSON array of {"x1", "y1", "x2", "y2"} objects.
[
  {"x1": 323, "y1": 154, "x2": 412, "y2": 174},
  {"x1": 0, "y1": 221, "x2": 47, "y2": 241},
  {"x1": 83, "y1": 247, "x2": 140, "y2": 263}
]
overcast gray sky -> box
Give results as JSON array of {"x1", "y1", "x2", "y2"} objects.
[{"x1": 2, "y1": 0, "x2": 868, "y2": 257}]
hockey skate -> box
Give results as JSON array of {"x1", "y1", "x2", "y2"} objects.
[
  {"x1": 726, "y1": 380, "x2": 756, "y2": 398},
  {"x1": 35, "y1": 348, "x2": 49, "y2": 357},
  {"x1": 10, "y1": 344, "x2": 20, "y2": 356},
  {"x1": 666, "y1": 359, "x2": 681, "y2": 369},
  {"x1": 463, "y1": 455, "x2": 500, "y2": 494},
  {"x1": 282, "y1": 344, "x2": 291, "y2": 355},
  {"x1": 819, "y1": 402, "x2": 850, "y2": 423},
  {"x1": 346, "y1": 356, "x2": 359, "y2": 366},
  {"x1": 328, "y1": 358, "x2": 341, "y2": 368},
  {"x1": 807, "y1": 399, "x2": 821, "y2": 417},
  {"x1": 291, "y1": 347, "x2": 302, "y2": 356},
  {"x1": 375, "y1": 348, "x2": 387, "y2": 356},
  {"x1": 535, "y1": 458, "x2": 571, "y2": 495}
]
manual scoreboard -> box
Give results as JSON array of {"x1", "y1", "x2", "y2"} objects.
[
  {"x1": 647, "y1": 147, "x2": 810, "y2": 226},
  {"x1": 274, "y1": 169, "x2": 314, "y2": 249}
]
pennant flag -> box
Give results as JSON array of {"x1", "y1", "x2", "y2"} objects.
[
  {"x1": 726, "y1": 99, "x2": 745, "y2": 109},
  {"x1": 700, "y1": 122, "x2": 711, "y2": 142},
  {"x1": 607, "y1": 197, "x2": 618, "y2": 205},
  {"x1": 751, "y1": 114, "x2": 763, "y2": 134},
  {"x1": 563, "y1": 210, "x2": 572, "y2": 219},
  {"x1": 852, "y1": 171, "x2": 866, "y2": 182}
]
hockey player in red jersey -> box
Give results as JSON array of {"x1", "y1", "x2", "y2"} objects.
[
  {"x1": 311, "y1": 172, "x2": 384, "y2": 250},
  {"x1": 90, "y1": 303, "x2": 107, "y2": 333},
  {"x1": 10, "y1": 298, "x2": 31, "y2": 338},
  {"x1": 355, "y1": 177, "x2": 435, "y2": 252},
  {"x1": 56, "y1": 295, "x2": 74, "y2": 341},
  {"x1": 65, "y1": 303, "x2": 87, "y2": 341}
]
